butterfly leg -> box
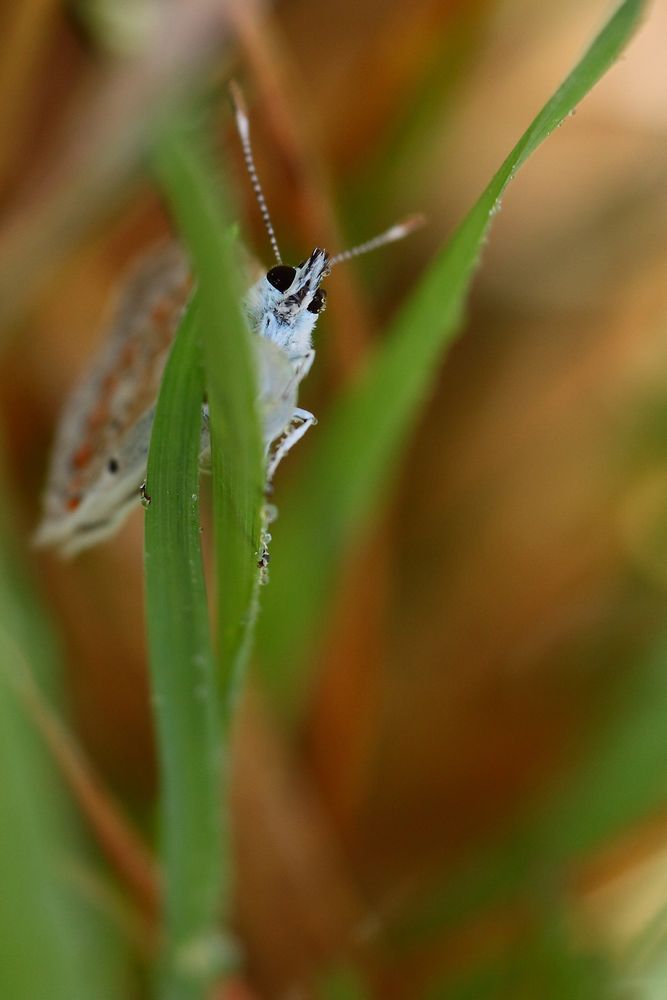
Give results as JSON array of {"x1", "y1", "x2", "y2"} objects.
[{"x1": 266, "y1": 407, "x2": 317, "y2": 482}]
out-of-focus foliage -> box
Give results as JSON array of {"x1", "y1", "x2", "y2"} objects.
[
  {"x1": 1, "y1": 0, "x2": 667, "y2": 998},
  {"x1": 257, "y1": 0, "x2": 646, "y2": 709},
  {"x1": 0, "y1": 456, "x2": 123, "y2": 998}
]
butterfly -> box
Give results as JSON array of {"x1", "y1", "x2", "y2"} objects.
[{"x1": 35, "y1": 85, "x2": 421, "y2": 556}]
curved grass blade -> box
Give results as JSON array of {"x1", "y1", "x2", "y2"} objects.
[
  {"x1": 143, "y1": 300, "x2": 224, "y2": 1000},
  {"x1": 257, "y1": 0, "x2": 647, "y2": 707}
]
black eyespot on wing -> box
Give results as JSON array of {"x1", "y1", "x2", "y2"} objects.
[
  {"x1": 307, "y1": 288, "x2": 327, "y2": 314},
  {"x1": 266, "y1": 265, "x2": 296, "y2": 292},
  {"x1": 108, "y1": 458, "x2": 119, "y2": 474}
]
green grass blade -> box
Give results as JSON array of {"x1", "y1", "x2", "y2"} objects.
[
  {"x1": 154, "y1": 122, "x2": 264, "y2": 713},
  {"x1": 390, "y1": 634, "x2": 667, "y2": 949},
  {"x1": 146, "y1": 115, "x2": 264, "y2": 998},
  {"x1": 316, "y1": 964, "x2": 369, "y2": 1000},
  {"x1": 0, "y1": 455, "x2": 119, "y2": 999},
  {"x1": 538, "y1": 644, "x2": 667, "y2": 863},
  {"x1": 144, "y1": 301, "x2": 223, "y2": 999},
  {"x1": 343, "y1": 6, "x2": 486, "y2": 252},
  {"x1": 422, "y1": 909, "x2": 611, "y2": 1000},
  {"x1": 257, "y1": 0, "x2": 647, "y2": 704},
  {"x1": 0, "y1": 634, "x2": 92, "y2": 1000}
]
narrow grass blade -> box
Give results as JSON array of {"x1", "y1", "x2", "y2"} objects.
[
  {"x1": 422, "y1": 910, "x2": 611, "y2": 1000},
  {"x1": 146, "y1": 115, "x2": 264, "y2": 998},
  {"x1": 0, "y1": 455, "x2": 120, "y2": 999},
  {"x1": 0, "y1": 631, "x2": 95, "y2": 1000},
  {"x1": 391, "y1": 633, "x2": 667, "y2": 948},
  {"x1": 316, "y1": 964, "x2": 369, "y2": 1000},
  {"x1": 144, "y1": 301, "x2": 223, "y2": 999},
  {"x1": 343, "y1": 6, "x2": 486, "y2": 251},
  {"x1": 257, "y1": 0, "x2": 647, "y2": 704},
  {"x1": 154, "y1": 122, "x2": 264, "y2": 713}
]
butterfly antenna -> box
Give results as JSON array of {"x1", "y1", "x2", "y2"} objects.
[
  {"x1": 229, "y1": 80, "x2": 282, "y2": 264},
  {"x1": 329, "y1": 214, "x2": 425, "y2": 267}
]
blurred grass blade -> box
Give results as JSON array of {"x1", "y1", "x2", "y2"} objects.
[
  {"x1": 316, "y1": 964, "x2": 369, "y2": 1000},
  {"x1": 344, "y1": 5, "x2": 487, "y2": 249},
  {"x1": 422, "y1": 909, "x2": 611, "y2": 1000},
  {"x1": 144, "y1": 301, "x2": 223, "y2": 999},
  {"x1": 391, "y1": 633, "x2": 667, "y2": 948},
  {"x1": 154, "y1": 121, "x2": 264, "y2": 711},
  {"x1": 0, "y1": 454, "x2": 120, "y2": 1000},
  {"x1": 257, "y1": 0, "x2": 647, "y2": 704},
  {"x1": 0, "y1": 631, "x2": 92, "y2": 1000},
  {"x1": 539, "y1": 637, "x2": 667, "y2": 862}
]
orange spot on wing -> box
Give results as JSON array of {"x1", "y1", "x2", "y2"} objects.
[
  {"x1": 66, "y1": 496, "x2": 81, "y2": 511},
  {"x1": 151, "y1": 301, "x2": 171, "y2": 326},
  {"x1": 87, "y1": 402, "x2": 109, "y2": 430},
  {"x1": 119, "y1": 342, "x2": 138, "y2": 368},
  {"x1": 72, "y1": 442, "x2": 94, "y2": 469}
]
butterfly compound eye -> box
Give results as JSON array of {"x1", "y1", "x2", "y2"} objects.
[{"x1": 266, "y1": 265, "x2": 296, "y2": 292}]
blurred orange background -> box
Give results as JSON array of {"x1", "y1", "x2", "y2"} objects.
[{"x1": 1, "y1": 0, "x2": 667, "y2": 996}]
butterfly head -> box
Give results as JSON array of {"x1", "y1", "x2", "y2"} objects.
[
  {"x1": 247, "y1": 247, "x2": 329, "y2": 356},
  {"x1": 265, "y1": 247, "x2": 329, "y2": 316}
]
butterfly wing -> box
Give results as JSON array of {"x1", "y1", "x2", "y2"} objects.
[{"x1": 35, "y1": 241, "x2": 192, "y2": 556}]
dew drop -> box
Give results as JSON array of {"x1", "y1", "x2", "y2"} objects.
[
  {"x1": 140, "y1": 481, "x2": 152, "y2": 508},
  {"x1": 261, "y1": 502, "x2": 278, "y2": 525}
]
